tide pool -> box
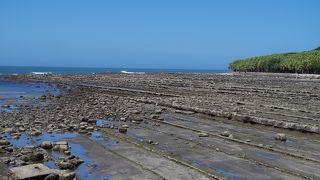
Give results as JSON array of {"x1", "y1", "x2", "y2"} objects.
[{"x1": 0, "y1": 80, "x2": 60, "y2": 112}]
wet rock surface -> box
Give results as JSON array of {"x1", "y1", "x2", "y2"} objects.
[
  {"x1": 0, "y1": 72, "x2": 320, "y2": 179},
  {"x1": 8, "y1": 163, "x2": 75, "y2": 180}
]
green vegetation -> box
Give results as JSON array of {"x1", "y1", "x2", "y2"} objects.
[{"x1": 229, "y1": 47, "x2": 320, "y2": 74}]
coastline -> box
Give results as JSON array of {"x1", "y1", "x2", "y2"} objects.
[
  {"x1": 0, "y1": 66, "x2": 228, "y2": 75},
  {"x1": 3, "y1": 72, "x2": 320, "y2": 133}
]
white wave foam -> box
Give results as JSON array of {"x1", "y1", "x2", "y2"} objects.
[
  {"x1": 31, "y1": 72, "x2": 52, "y2": 75},
  {"x1": 120, "y1": 70, "x2": 145, "y2": 74}
]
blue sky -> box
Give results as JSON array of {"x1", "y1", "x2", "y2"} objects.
[{"x1": 0, "y1": 0, "x2": 319, "y2": 69}]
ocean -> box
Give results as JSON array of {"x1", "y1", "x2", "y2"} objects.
[{"x1": 0, "y1": 66, "x2": 227, "y2": 75}]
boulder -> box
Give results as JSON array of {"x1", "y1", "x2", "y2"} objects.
[
  {"x1": 5, "y1": 128, "x2": 15, "y2": 133},
  {"x1": 155, "y1": 109, "x2": 163, "y2": 114},
  {"x1": 8, "y1": 163, "x2": 75, "y2": 180},
  {"x1": 19, "y1": 155, "x2": 30, "y2": 162},
  {"x1": 29, "y1": 129, "x2": 42, "y2": 136},
  {"x1": 0, "y1": 140, "x2": 10, "y2": 146},
  {"x1": 14, "y1": 123, "x2": 23, "y2": 127},
  {"x1": 86, "y1": 126, "x2": 94, "y2": 131},
  {"x1": 56, "y1": 161, "x2": 74, "y2": 170},
  {"x1": 44, "y1": 173, "x2": 59, "y2": 180},
  {"x1": 68, "y1": 157, "x2": 83, "y2": 167},
  {"x1": 8, "y1": 164, "x2": 53, "y2": 180},
  {"x1": 118, "y1": 127, "x2": 127, "y2": 133},
  {"x1": 55, "y1": 171, "x2": 75, "y2": 180},
  {"x1": 41, "y1": 141, "x2": 53, "y2": 149},
  {"x1": 47, "y1": 124, "x2": 55, "y2": 129},
  {"x1": 88, "y1": 119, "x2": 97, "y2": 124},
  {"x1": 18, "y1": 127, "x2": 26, "y2": 132},
  {"x1": 150, "y1": 114, "x2": 160, "y2": 119},
  {"x1": 55, "y1": 141, "x2": 68, "y2": 145},
  {"x1": 220, "y1": 131, "x2": 232, "y2": 138},
  {"x1": 53, "y1": 144, "x2": 69, "y2": 152},
  {"x1": 29, "y1": 152, "x2": 44, "y2": 162},
  {"x1": 53, "y1": 142, "x2": 69, "y2": 152},
  {"x1": 275, "y1": 133, "x2": 287, "y2": 141}
]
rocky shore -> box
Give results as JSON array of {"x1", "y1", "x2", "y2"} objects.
[{"x1": 1, "y1": 72, "x2": 320, "y2": 179}]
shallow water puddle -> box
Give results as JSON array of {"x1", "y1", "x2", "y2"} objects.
[
  {"x1": 103, "y1": 141, "x2": 118, "y2": 148},
  {"x1": 3, "y1": 131, "x2": 117, "y2": 179},
  {"x1": 90, "y1": 131, "x2": 104, "y2": 141},
  {"x1": 0, "y1": 105, "x2": 17, "y2": 113},
  {"x1": 0, "y1": 80, "x2": 60, "y2": 112},
  {"x1": 190, "y1": 159, "x2": 242, "y2": 180},
  {"x1": 35, "y1": 132, "x2": 78, "y2": 142},
  {"x1": 4, "y1": 132, "x2": 79, "y2": 147},
  {"x1": 255, "y1": 152, "x2": 275, "y2": 161},
  {"x1": 208, "y1": 165, "x2": 241, "y2": 180},
  {"x1": 3, "y1": 133, "x2": 31, "y2": 147},
  {"x1": 95, "y1": 118, "x2": 112, "y2": 127},
  {"x1": 191, "y1": 159, "x2": 203, "y2": 167},
  {"x1": 127, "y1": 132, "x2": 145, "y2": 142},
  {"x1": 90, "y1": 131, "x2": 118, "y2": 148},
  {"x1": 68, "y1": 143, "x2": 97, "y2": 179}
]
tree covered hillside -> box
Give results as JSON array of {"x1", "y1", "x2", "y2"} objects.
[{"x1": 229, "y1": 47, "x2": 320, "y2": 74}]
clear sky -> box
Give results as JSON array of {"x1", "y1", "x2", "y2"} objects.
[{"x1": 0, "y1": 0, "x2": 319, "y2": 70}]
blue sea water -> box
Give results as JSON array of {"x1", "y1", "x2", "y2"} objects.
[
  {"x1": 0, "y1": 81, "x2": 59, "y2": 112},
  {"x1": 0, "y1": 66, "x2": 227, "y2": 75}
]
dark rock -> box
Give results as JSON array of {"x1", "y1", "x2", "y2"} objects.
[
  {"x1": 41, "y1": 141, "x2": 53, "y2": 149},
  {"x1": 29, "y1": 152, "x2": 44, "y2": 162},
  {"x1": 88, "y1": 119, "x2": 97, "y2": 124},
  {"x1": 56, "y1": 161, "x2": 74, "y2": 170},
  {"x1": 220, "y1": 131, "x2": 232, "y2": 138},
  {"x1": 118, "y1": 127, "x2": 127, "y2": 133},
  {"x1": 44, "y1": 173, "x2": 59, "y2": 180},
  {"x1": 0, "y1": 140, "x2": 10, "y2": 145}
]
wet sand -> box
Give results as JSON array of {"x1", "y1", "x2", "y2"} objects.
[{"x1": 1, "y1": 72, "x2": 320, "y2": 179}]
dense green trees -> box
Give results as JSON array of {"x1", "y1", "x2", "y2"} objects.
[{"x1": 229, "y1": 48, "x2": 320, "y2": 74}]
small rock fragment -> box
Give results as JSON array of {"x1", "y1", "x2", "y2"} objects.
[
  {"x1": 198, "y1": 132, "x2": 209, "y2": 137},
  {"x1": 220, "y1": 131, "x2": 232, "y2": 138}
]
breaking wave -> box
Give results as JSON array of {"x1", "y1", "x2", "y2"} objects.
[
  {"x1": 120, "y1": 70, "x2": 145, "y2": 74},
  {"x1": 31, "y1": 72, "x2": 52, "y2": 75}
]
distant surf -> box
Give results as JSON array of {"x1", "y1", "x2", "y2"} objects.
[
  {"x1": 120, "y1": 70, "x2": 145, "y2": 74},
  {"x1": 31, "y1": 72, "x2": 52, "y2": 75}
]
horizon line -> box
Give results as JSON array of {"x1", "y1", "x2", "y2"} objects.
[{"x1": 0, "y1": 65, "x2": 228, "y2": 71}]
